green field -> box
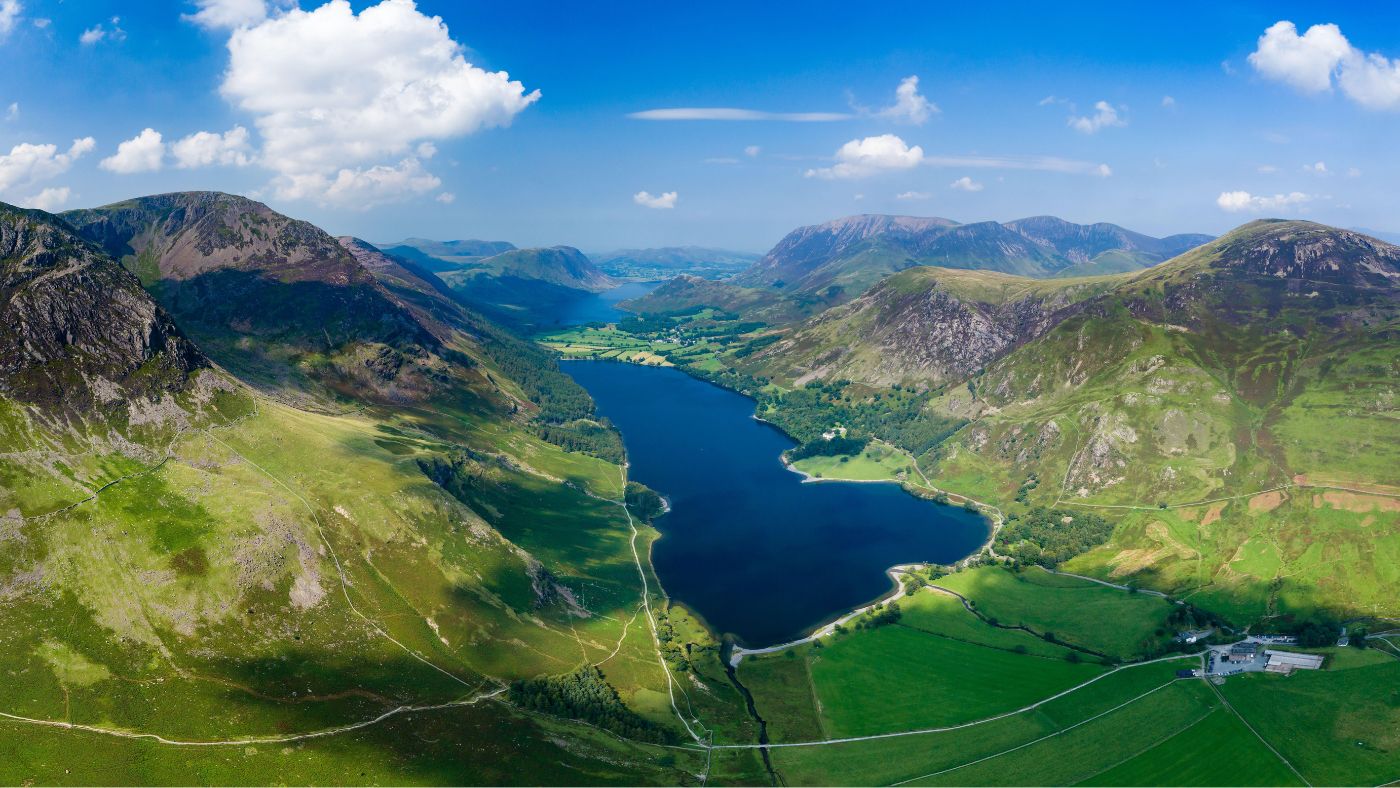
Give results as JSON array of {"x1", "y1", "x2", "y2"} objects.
[
  {"x1": 790, "y1": 441, "x2": 917, "y2": 482},
  {"x1": 764, "y1": 658, "x2": 1198, "y2": 785},
  {"x1": 934, "y1": 566, "x2": 1177, "y2": 659},
  {"x1": 1219, "y1": 659, "x2": 1400, "y2": 786},
  {"x1": 1079, "y1": 706, "x2": 1302, "y2": 786}
]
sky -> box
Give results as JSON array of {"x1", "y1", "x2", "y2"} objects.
[{"x1": 1, "y1": 0, "x2": 1398, "y2": 252}]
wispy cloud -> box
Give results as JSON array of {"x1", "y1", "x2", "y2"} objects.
[
  {"x1": 896, "y1": 190, "x2": 931, "y2": 200},
  {"x1": 922, "y1": 153, "x2": 1111, "y2": 177},
  {"x1": 628, "y1": 108, "x2": 852, "y2": 122},
  {"x1": 875, "y1": 76, "x2": 938, "y2": 125},
  {"x1": 1068, "y1": 101, "x2": 1126, "y2": 134}
]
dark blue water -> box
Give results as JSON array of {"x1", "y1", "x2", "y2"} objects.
[
  {"x1": 555, "y1": 281, "x2": 661, "y2": 326},
  {"x1": 565, "y1": 362, "x2": 989, "y2": 647}
]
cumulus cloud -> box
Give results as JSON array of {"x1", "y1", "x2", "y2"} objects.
[
  {"x1": 1068, "y1": 101, "x2": 1126, "y2": 133},
  {"x1": 0, "y1": 137, "x2": 95, "y2": 193},
  {"x1": 744, "y1": 145, "x2": 761, "y2": 157},
  {"x1": 805, "y1": 134, "x2": 924, "y2": 179},
  {"x1": 171, "y1": 126, "x2": 253, "y2": 168},
  {"x1": 877, "y1": 76, "x2": 938, "y2": 125},
  {"x1": 949, "y1": 176, "x2": 984, "y2": 192},
  {"x1": 0, "y1": 0, "x2": 20, "y2": 37},
  {"x1": 628, "y1": 108, "x2": 851, "y2": 121},
  {"x1": 633, "y1": 190, "x2": 677, "y2": 209},
  {"x1": 435, "y1": 191, "x2": 455, "y2": 204},
  {"x1": 1216, "y1": 190, "x2": 1312, "y2": 212},
  {"x1": 1301, "y1": 160, "x2": 1328, "y2": 175},
  {"x1": 21, "y1": 185, "x2": 70, "y2": 212},
  {"x1": 221, "y1": 0, "x2": 539, "y2": 204},
  {"x1": 895, "y1": 190, "x2": 930, "y2": 200},
  {"x1": 1249, "y1": 20, "x2": 1400, "y2": 110},
  {"x1": 100, "y1": 129, "x2": 165, "y2": 173},
  {"x1": 184, "y1": 0, "x2": 271, "y2": 31}
]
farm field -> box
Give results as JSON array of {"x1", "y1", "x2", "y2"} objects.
[
  {"x1": 933, "y1": 566, "x2": 1177, "y2": 659},
  {"x1": 763, "y1": 657, "x2": 1198, "y2": 785}
]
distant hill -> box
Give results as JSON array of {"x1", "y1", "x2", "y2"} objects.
[
  {"x1": 379, "y1": 237, "x2": 517, "y2": 271},
  {"x1": 731, "y1": 213, "x2": 1213, "y2": 304},
  {"x1": 589, "y1": 246, "x2": 759, "y2": 280},
  {"x1": 1350, "y1": 226, "x2": 1400, "y2": 245}
]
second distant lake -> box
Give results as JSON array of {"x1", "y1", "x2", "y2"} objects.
[
  {"x1": 565, "y1": 361, "x2": 989, "y2": 648},
  {"x1": 554, "y1": 281, "x2": 661, "y2": 326}
]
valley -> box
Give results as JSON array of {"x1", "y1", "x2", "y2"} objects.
[{"x1": 0, "y1": 196, "x2": 1396, "y2": 786}]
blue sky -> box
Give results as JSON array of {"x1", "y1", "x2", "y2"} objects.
[{"x1": 1, "y1": 0, "x2": 1397, "y2": 251}]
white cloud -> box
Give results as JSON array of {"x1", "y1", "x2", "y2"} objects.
[
  {"x1": 877, "y1": 76, "x2": 937, "y2": 125},
  {"x1": 0, "y1": 137, "x2": 95, "y2": 193},
  {"x1": 895, "y1": 190, "x2": 930, "y2": 200},
  {"x1": 1068, "y1": 101, "x2": 1126, "y2": 133},
  {"x1": 21, "y1": 185, "x2": 70, "y2": 212},
  {"x1": 1257, "y1": 164, "x2": 1279, "y2": 174},
  {"x1": 744, "y1": 145, "x2": 761, "y2": 158},
  {"x1": 1038, "y1": 95, "x2": 1066, "y2": 106},
  {"x1": 435, "y1": 191, "x2": 455, "y2": 204},
  {"x1": 79, "y1": 16, "x2": 125, "y2": 45},
  {"x1": 628, "y1": 108, "x2": 851, "y2": 121},
  {"x1": 1249, "y1": 20, "x2": 1400, "y2": 110},
  {"x1": 221, "y1": 0, "x2": 539, "y2": 205},
  {"x1": 4, "y1": 102, "x2": 16, "y2": 121},
  {"x1": 1161, "y1": 95, "x2": 1176, "y2": 108},
  {"x1": 0, "y1": 0, "x2": 19, "y2": 37},
  {"x1": 853, "y1": 193, "x2": 864, "y2": 201},
  {"x1": 805, "y1": 134, "x2": 924, "y2": 179},
  {"x1": 1301, "y1": 160, "x2": 1328, "y2": 175},
  {"x1": 1216, "y1": 190, "x2": 1312, "y2": 212},
  {"x1": 171, "y1": 126, "x2": 253, "y2": 168},
  {"x1": 633, "y1": 190, "x2": 677, "y2": 209},
  {"x1": 31, "y1": 17, "x2": 47, "y2": 29},
  {"x1": 100, "y1": 128, "x2": 165, "y2": 173},
  {"x1": 1248, "y1": 21, "x2": 1351, "y2": 94},
  {"x1": 949, "y1": 176, "x2": 984, "y2": 192},
  {"x1": 184, "y1": 0, "x2": 270, "y2": 31}
]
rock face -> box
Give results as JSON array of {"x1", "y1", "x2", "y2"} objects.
[
  {"x1": 0, "y1": 203, "x2": 203, "y2": 416},
  {"x1": 732, "y1": 213, "x2": 1213, "y2": 303},
  {"x1": 748, "y1": 267, "x2": 1114, "y2": 388}
]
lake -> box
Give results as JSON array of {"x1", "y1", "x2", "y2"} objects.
[
  {"x1": 565, "y1": 361, "x2": 989, "y2": 647},
  {"x1": 555, "y1": 281, "x2": 661, "y2": 326}
]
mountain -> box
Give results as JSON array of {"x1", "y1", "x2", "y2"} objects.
[
  {"x1": 62, "y1": 192, "x2": 501, "y2": 408},
  {"x1": 379, "y1": 237, "x2": 517, "y2": 272},
  {"x1": 589, "y1": 246, "x2": 759, "y2": 280},
  {"x1": 747, "y1": 267, "x2": 1125, "y2": 388},
  {"x1": 730, "y1": 213, "x2": 1214, "y2": 304},
  {"x1": 728, "y1": 218, "x2": 1399, "y2": 619},
  {"x1": 1350, "y1": 226, "x2": 1400, "y2": 245}
]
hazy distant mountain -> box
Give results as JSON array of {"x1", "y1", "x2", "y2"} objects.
[
  {"x1": 1351, "y1": 227, "x2": 1400, "y2": 245},
  {"x1": 731, "y1": 214, "x2": 1214, "y2": 304},
  {"x1": 379, "y1": 237, "x2": 517, "y2": 271},
  {"x1": 589, "y1": 246, "x2": 760, "y2": 279}
]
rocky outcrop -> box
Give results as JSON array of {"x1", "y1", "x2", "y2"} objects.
[{"x1": 0, "y1": 203, "x2": 203, "y2": 417}]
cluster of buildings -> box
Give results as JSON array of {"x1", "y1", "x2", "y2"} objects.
[{"x1": 1208, "y1": 638, "x2": 1325, "y2": 676}]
